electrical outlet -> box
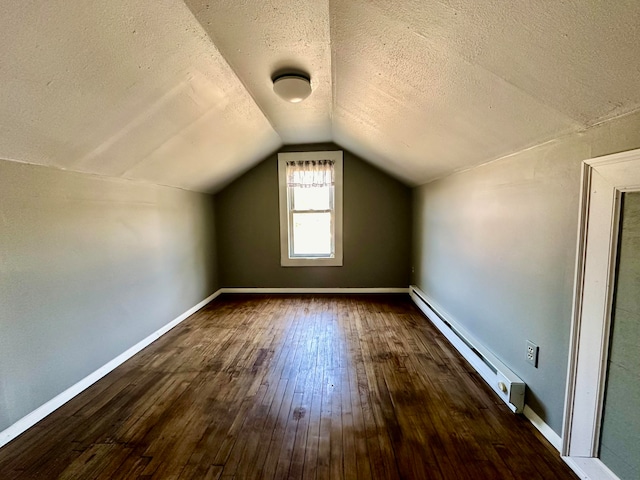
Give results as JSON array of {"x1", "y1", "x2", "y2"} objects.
[{"x1": 526, "y1": 340, "x2": 539, "y2": 367}]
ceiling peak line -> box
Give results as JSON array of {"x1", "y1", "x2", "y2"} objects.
[{"x1": 181, "y1": 1, "x2": 283, "y2": 143}]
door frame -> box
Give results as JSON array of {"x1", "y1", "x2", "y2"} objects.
[{"x1": 562, "y1": 148, "x2": 640, "y2": 479}]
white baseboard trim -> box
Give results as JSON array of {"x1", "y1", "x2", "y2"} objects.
[
  {"x1": 562, "y1": 456, "x2": 621, "y2": 480},
  {"x1": 409, "y1": 285, "x2": 525, "y2": 413},
  {"x1": 408, "y1": 285, "x2": 566, "y2": 455},
  {"x1": 523, "y1": 404, "x2": 562, "y2": 452},
  {"x1": 0, "y1": 289, "x2": 222, "y2": 450},
  {"x1": 219, "y1": 287, "x2": 410, "y2": 294}
]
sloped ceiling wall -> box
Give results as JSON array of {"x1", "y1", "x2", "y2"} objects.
[{"x1": 1, "y1": 1, "x2": 639, "y2": 192}]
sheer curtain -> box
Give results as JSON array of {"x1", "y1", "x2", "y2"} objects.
[{"x1": 286, "y1": 160, "x2": 334, "y2": 188}]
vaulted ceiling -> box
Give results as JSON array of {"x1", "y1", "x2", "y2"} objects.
[{"x1": 2, "y1": 1, "x2": 640, "y2": 192}]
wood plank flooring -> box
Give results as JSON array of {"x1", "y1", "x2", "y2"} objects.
[{"x1": 0, "y1": 294, "x2": 577, "y2": 479}]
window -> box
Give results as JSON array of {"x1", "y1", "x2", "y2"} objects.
[{"x1": 278, "y1": 151, "x2": 343, "y2": 266}]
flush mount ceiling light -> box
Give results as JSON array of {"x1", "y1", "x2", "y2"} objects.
[{"x1": 272, "y1": 73, "x2": 312, "y2": 103}]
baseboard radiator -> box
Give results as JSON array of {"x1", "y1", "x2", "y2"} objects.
[{"x1": 409, "y1": 285, "x2": 525, "y2": 413}]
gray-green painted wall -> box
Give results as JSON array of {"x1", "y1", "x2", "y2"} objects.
[
  {"x1": 0, "y1": 160, "x2": 218, "y2": 432},
  {"x1": 216, "y1": 144, "x2": 411, "y2": 288},
  {"x1": 412, "y1": 110, "x2": 640, "y2": 435},
  {"x1": 600, "y1": 192, "x2": 640, "y2": 480}
]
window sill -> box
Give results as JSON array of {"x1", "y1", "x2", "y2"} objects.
[{"x1": 281, "y1": 256, "x2": 343, "y2": 267}]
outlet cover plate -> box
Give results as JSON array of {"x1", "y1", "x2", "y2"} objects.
[{"x1": 526, "y1": 340, "x2": 539, "y2": 367}]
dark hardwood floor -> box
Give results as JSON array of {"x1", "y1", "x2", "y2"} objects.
[{"x1": 0, "y1": 294, "x2": 576, "y2": 479}]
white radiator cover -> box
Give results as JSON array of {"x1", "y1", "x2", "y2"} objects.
[{"x1": 409, "y1": 285, "x2": 525, "y2": 413}]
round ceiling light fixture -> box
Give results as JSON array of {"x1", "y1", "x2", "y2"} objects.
[{"x1": 272, "y1": 73, "x2": 312, "y2": 103}]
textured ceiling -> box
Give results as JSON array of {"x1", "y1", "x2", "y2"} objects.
[{"x1": 1, "y1": 1, "x2": 640, "y2": 192}]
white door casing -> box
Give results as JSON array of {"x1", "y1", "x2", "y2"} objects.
[{"x1": 563, "y1": 148, "x2": 640, "y2": 479}]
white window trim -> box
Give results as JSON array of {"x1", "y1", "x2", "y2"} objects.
[{"x1": 278, "y1": 151, "x2": 343, "y2": 267}]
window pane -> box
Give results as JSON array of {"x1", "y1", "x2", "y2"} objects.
[
  {"x1": 292, "y1": 186, "x2": 330, "y2": 211},
  {"x1": 292, "y1": 212, "x2": 332, "y2": 256}
]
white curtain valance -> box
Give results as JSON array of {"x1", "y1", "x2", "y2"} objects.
[{"x1": 286, "y1": 160, "x2": 334, "y2": 188}]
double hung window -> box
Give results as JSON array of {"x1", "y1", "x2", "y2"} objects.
[{"x1": 278, "y1": 151, "x2": 343, "y2": 266}]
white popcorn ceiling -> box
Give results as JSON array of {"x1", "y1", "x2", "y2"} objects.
[{"x1": 1, "y1": 0, "x2": 640, "y2": 191}]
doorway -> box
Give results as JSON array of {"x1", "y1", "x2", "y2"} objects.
[{"x1": 563, "y1": 148, "x2": 640, "y2": 479}]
